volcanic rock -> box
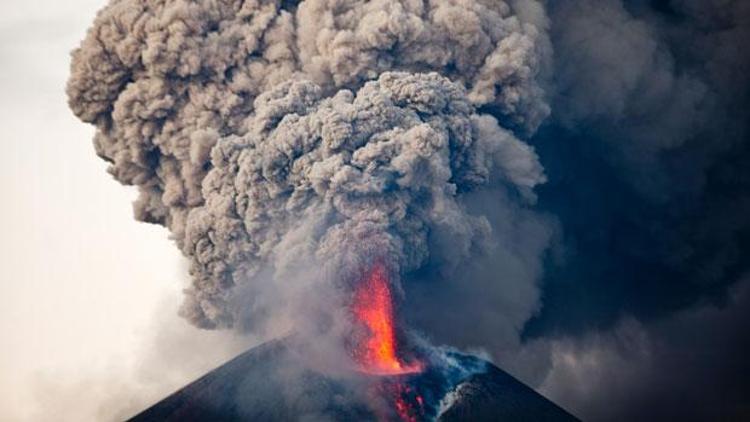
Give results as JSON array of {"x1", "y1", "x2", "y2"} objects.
[{"x1": 128, "y1": 337, "x2": 577, "y2": 421}]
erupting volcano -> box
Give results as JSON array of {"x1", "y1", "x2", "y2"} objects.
[
  {"x1": 352, "y1": 262, "x2": 423, "y2": 376},
  {"x1": 126, "y1": 260, "x2": 577, "y2": 421},
  {"x1": 129, "y1": 336, "x2": 579, "y2": 421},
  {"x1": 70, "y1": 1, "x2": 580, "y2": 420}
]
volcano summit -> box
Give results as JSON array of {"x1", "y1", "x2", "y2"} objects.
[{"x1": 129, "y1": 337, "x2": 577, "y2": 421}]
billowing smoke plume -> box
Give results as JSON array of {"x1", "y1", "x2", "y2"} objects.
[
  {"x1": 67, "y1": 0, "x2": 750, "y2": 419},
  {"x1": 67, "y1": 0, "x2": 548, "y2": 332},
  {"x1": 184, "y1": 71, "x2": 544, "y2": 329}
]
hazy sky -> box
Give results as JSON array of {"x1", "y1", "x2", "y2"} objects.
[{"x1": 0, "y1": 2, "x2": 251, "y2": 420}]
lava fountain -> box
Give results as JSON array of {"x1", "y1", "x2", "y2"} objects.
[
  {"x1": 351, "y1": 261, "x2": 425, "y2": 420},
  {"x1": 351, "y1": 261, "x2": 423, "y2": 375}
]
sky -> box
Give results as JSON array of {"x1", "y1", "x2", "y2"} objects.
[
  {"x1": 1, "y1": 0, "x2": 749, "y2": 421},
  {"x1": 0, "y1": 1, "x2": 253, "y2": 420}
]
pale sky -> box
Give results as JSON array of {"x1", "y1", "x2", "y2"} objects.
[{"x1": 0, "y1": 1, "x2": 252, "y2": 420}]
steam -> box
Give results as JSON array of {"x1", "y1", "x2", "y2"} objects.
[{"x1": 67, "y1": 0, "x2": 549, "y2": 335}]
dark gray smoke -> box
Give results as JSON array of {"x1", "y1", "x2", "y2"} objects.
[
  {"x1": 525, "y1": 0, "x2": 750, "y2": 420},
  {"x1": 527, "y1": 0, "x2": 750, "y2": 346}
]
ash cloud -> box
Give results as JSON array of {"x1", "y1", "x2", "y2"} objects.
[
  {"x1": 66, "y1": 0, "x2": 549, "y2": 242},
  {"x1": 520, "y1": 0, "x2": 750, "y2": 419},
  {"x1": 180, "y1": 71, "x2": 544, "y2": 330},
  {"x1": 67, "y1": 0, "x2": 750, "y2": 419},
  {"x1": 525, "y1": 0, "x2": 750, "y2": 337},
  {"x1": 67, "y1": 0, "x2": 549, "y2": 334}
]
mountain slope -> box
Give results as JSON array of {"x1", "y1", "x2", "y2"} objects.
[{"x1": 128, "y1": 337, "x2": 577, "y2": 421}]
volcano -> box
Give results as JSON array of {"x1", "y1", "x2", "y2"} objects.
[{"x1": 128, "y1": 337, "x2": 578, "y2": 421}]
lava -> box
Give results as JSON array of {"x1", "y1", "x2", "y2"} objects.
[
  {"x1": 392, "y1": 383, "x2": 425, "y2": 422},
  {"x1": 351, "y1": 261, "x2": 422, "y2": 375},
  {"x1": 352, "y1": 261, "x2": 425, "y2": 420}
]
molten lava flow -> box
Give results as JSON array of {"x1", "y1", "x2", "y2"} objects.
[{"x1": 351, "y1": 262, "x2": 422, "y2": 375}]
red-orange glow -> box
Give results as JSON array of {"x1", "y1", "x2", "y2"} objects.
[
  {"x1": 392, "y1": 384, "x2": 425, "y2": 422},
  {"x1": 351, "y1": 262, "x2": 422, "y2": 375},
  {"x1": 395, "y1": 397, "x2": 416, "y2": 422}
]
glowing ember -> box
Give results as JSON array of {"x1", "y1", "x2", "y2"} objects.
[
  {"x1": 351, "y1": 262, "x2": 422, "y2": 375},
  {"x1": 393, "y1": 384, "x2": 425, "y2": 422}
]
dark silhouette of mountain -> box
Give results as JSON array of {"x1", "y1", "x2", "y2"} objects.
[{"x1": 128, "y1": 337, "x2": 578, "y2": 421}]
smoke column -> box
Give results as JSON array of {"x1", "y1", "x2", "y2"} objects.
[{"x1": 67, "y1": 0, "x2": 548, "y2": 348}]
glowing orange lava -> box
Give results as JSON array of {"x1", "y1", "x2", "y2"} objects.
[{"x1": 351, "y1": 262, "x2": 422, "y2": 375}]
